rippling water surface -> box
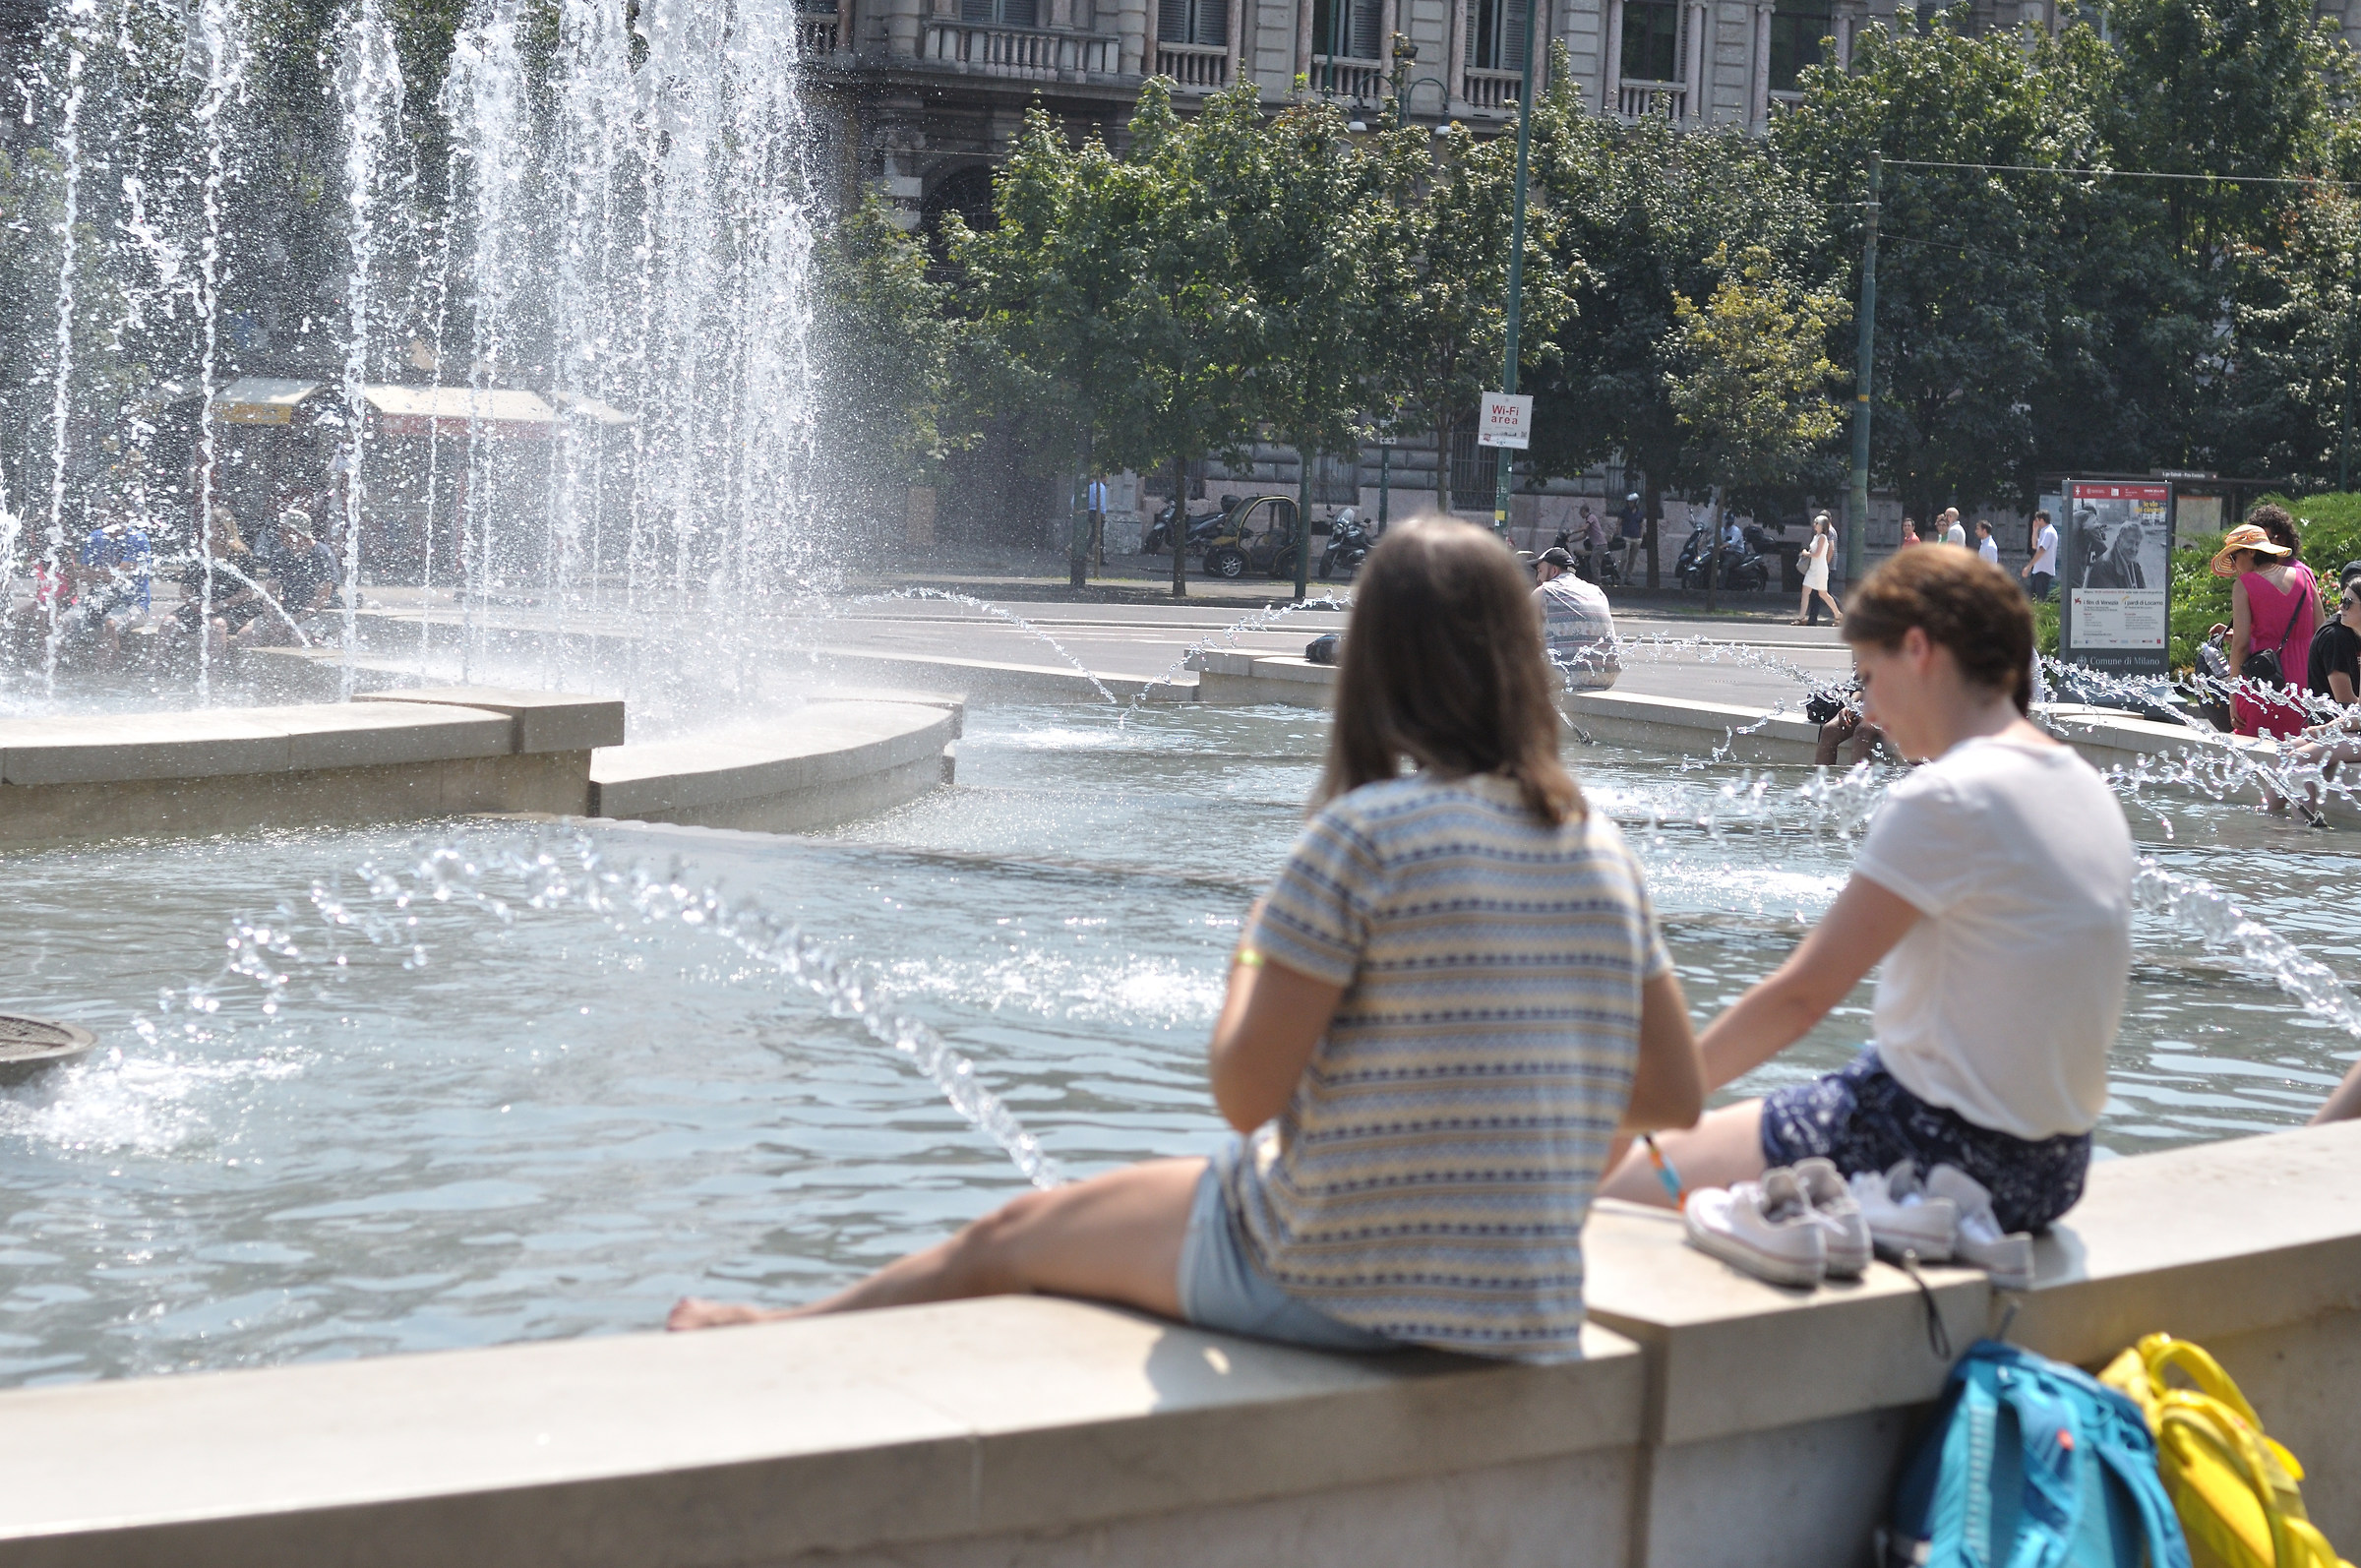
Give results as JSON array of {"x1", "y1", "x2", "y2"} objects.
[{"x1": 2, "y1": 700, "x2": 2353, "y2": 1384}]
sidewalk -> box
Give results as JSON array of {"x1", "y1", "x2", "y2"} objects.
[{"x1": 850, "y1": 548, "x2": 1804, "y2": 621}]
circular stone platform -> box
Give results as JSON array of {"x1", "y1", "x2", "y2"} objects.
[{"x1": 0, "y1": 1014, "x2": 97, "y2": 1083}]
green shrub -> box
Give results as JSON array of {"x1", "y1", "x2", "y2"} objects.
[{"x1": 2166, "y1": 492, "x2": 2361, "y2": 668}]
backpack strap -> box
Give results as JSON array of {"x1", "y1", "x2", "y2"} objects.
[{"x1": 2095, "y1": 1431, "x2": 2199, "y2": 1568}]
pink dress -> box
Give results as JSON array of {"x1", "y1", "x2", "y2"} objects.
[{"x1": 2233, "y1": 566, "x2": 2319, "y2": 739}]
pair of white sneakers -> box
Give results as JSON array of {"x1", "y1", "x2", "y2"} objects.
[
  {"x1": 1847, "y1": 1160, "x2": 2035, "y2": 1290},
  {"x1": 1682, "y1": 1157, "x2": 2034, "y2": 1291}
]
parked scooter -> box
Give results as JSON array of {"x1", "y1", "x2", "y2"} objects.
[
  {"x1": 1143, "y1": 497, "x2": 1230, "y2": 556},
  {"x1": 1318, "y1": 510, "x2": 1373, "y2": 578},
  {"x1": 1556, "y1": 527, "x2": 1621, "y2": 586},
  {"x1": 1676, "y1": 520, "x2": 1770, "y2": 591}
]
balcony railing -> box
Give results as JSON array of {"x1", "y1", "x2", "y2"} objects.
[
  {"x1": 1462, "y1": 66, "x2": 1521, "y2": 111},
  {"x1": 923, "y1": 22, "x2": 1120, "y2": 79},
  {"x1": 1156, "y1": 40, "x2": 1230, "y2": 90},
  {"x1": 1310, "y1": 54, "x2": 1383, "y2": 100},
  {"x1": 797, "y1": 15, "x2": 840, "y2": 54},
  {"x1": 1616, "y1": 80, "x2": 1684, "y2": 120}
]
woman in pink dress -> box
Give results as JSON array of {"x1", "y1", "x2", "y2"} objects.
[{"x1": 2220, "y1": 508, "x2": 2320, "y2": 740}]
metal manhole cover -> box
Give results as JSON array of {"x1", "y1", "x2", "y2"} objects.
[{"x1": 0, "y1": 1014, "x2": 97, "y2": 1081}]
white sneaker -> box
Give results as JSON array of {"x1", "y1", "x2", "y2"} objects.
[
  {"x1": 1847, "y1": 1159, "x2": 1960, "y2": 1263},
  {"x1": 1684, "y1": 1167, "x2": 1828, "y2": 1288},
  {"x1": 1791, "y1": 1157, "x2": 1873, "y2": 1279},
  {"x1": 1925, "y1": 1164, "x2": 2035, "y2": 1291}
]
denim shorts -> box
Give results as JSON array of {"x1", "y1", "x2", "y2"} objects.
[
  {"x1": 1758, "y1": 1048, "x2": 2091, "y2": 1235},
  {"x1": 1175, "y1": 1143, "x2": 1398, "y2": 1354}
]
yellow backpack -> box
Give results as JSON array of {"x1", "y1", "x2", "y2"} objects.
[{"x1": 2098, "y1": 1333, "x2": 2353, "y2": 1568}]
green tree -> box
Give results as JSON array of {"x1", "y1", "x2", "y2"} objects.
[
  {"x1": 951, "y1": 86, "x2": 1262, "y2": 597},
  {"x1": 1225, "y1": 98, "x2": 1402, "y2": 596},
  {"x1": 1373, "y1": 115, "x2": 1573, "y2": 520},
  {"x1": 1777, "y1": 15, "x2": 2119, "y2": 521},
  {"x1": 813, "y1": 194, "x2": 969, "y2": 539},
  {"x1": 1528, "y1": 70, "x2": 1820, "y2": 583},
  {"x1": 1665, "y1": 243, "x2": 1847, "y2": 605}
]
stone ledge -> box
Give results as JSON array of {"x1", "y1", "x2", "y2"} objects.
[
  {"x1": 586, "y1": 700, "x2": 958, "y2": 829},
  {"x1": 0, "y1": 702, "x2": 515, "y2": 787},
  {"x1": 0, "y1": 1300, "x2": 1643, "y2": 1568},
  {"x1": 360, "y1": 686, "x2": 628, "y2": 753}
]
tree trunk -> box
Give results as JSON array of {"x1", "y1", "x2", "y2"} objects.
[
  {"x1": 1435, "y1": 419, "x2": 1451, "y2": 517},
  {"x1": 1171, "y1": 453, "x2": 1188, "y2": 599},
  {"x1": 1296, "y1": 442, "x2": 1313, "y2": 601},
  {"x1": 1643, "y1": 474, "x2": 1663, "y2": 589},
  {"x1": 1704, "y1": 492, "x2": 1720, "y2": 612}
]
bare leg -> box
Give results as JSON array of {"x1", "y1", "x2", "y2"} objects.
[
  {"x1": 1597, "y1": 1101, "x2": 1769, "y2": 1208},
  {"x1": 669, "y1": 1156, "x2": 1204, "y2": 1331}
]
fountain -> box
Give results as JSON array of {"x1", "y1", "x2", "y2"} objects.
[{"x1": 3, "y1": 8, "x2": 2361, "y2": 1564}]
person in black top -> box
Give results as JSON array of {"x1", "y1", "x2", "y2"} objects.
[
  {"x1": 228, "y1": 513, "x2": 339, "y2": 647},
  {"x1": 2275, "y1": 567, "x2": 2361, "y2": 823},
  {"x1": 2309, "y1": 564, "x2": 2361, "y2": 704}
]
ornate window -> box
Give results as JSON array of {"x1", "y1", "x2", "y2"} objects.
[
  {"x1": 1466, "y1": 0, "x2": 1530, "y2": 73},
  {"x1": 1158, "y1": 0, "x2": 1226, "y2": 46},
  {"x1": 1619, "y1": 0, "x2": 1679, "y2": 82},
  {"x1": 1313, "y1": 0, "x2": 1383, "y2": 59},
  {"x1": 1768, "y1": 0, "x2": 1833, "y2": 90},
  {"x1": 963, "y1": 0, "x2": 1041, "y2": 26}
]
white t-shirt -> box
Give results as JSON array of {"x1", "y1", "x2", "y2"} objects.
[
  {"x1": 1945, "y1": 522, "x2": 1968, "y2": 548},
  {"x1": 2030, "y1": 523, "x2": 2059, "y2": 574},
  {"x1": 1851, "y1": 736, "x2": 2134, "y2": 1140},
  {"x1": 1977, "y1": 537, "x2": 1999, "y2": 566}
]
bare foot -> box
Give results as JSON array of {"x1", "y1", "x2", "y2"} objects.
[{"x1": 667, "y1": 1296, "x2": 792, "y2": 1332}]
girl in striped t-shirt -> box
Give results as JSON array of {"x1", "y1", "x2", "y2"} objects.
[{"x1": 671, "y1": 519, "x2": 1705, "y2": 1358}]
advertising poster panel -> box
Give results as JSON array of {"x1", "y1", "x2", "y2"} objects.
[{"x1": 2060, "y1": 480, "x2": 2173, "y2": 676}]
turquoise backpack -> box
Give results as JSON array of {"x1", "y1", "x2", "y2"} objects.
[{"x1": 1882, "y1": 1340, "x2": 2194, "y2": 1568}]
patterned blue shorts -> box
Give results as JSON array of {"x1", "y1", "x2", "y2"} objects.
[{"x1": 1757, "y1": 1048, "x2": 2091, "y2": 1235}]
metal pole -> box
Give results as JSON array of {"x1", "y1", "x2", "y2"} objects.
[
  {"x1": 1378, "y1": 440, "x2": 1391, "y2": 530},
  {"x1": 1489, "y1": 0, "x2": 1544, "y2": 538},
  {"x1": 1845, "y1": 153, "x2": 1880, "y2": 583}
]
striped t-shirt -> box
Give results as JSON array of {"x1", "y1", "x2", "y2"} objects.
[{"x1": 1231, "y1": 771, "x2": 1669, "y2": 1360}]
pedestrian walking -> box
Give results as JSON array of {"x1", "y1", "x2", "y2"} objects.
[
  {"x1": 1086, "y1": 476, "x2": 1109, "y2": 571},
  {"x1": 2021, "y1": 510, "x2": 2058, "y2": 600},
  {"x1": 1792, "y1": 513, "x2": 1843, "y2": 627},
  {"x1": 1534, "y1": 546, "x2": 1620, "y2": 690},
  {"x1": 1941, "y1": 508, "x2": 1968, "y2": 548},
  {"x1": 1975, "y1": 519, "x2": 1999, "y2": 567},
  {"x1": 2217, "y1": 508, "x2": 2319, "y2": 740},
  {"x1": 1617, "y1": 492, "x2": 1646, "y2": 581}
]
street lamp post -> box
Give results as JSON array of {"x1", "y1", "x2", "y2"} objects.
[
  {"x1": 1488, "y1": 0, "x2": 1544, "y2": 540},
  {"x1": 1844, "y1": 153, "x2": 1880, "y2": 584}
]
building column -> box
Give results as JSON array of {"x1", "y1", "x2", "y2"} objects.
[
  {"x1": 1296, "y1": 0, "x2": 1313, "y2": 86},
  {"x1": 1750, "y1": 0, "x2": 1770, "y2": 129},
  {"x1": 1835, "y1": 12, "x2": 1850, "y2": 67},
  {"x1": 1603, "y1": 0, "x2": 1623, "y2": 109},
  {"x1": 1682, "y1": 0, "x2": 1705, "y2": 123},
  {"x1": 1446, "y1": 0, "x2": 1470, "y2": 109}
]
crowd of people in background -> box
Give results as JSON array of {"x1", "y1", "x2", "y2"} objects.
[{"x1": 24, "y1": 503, "x2": 347, "y2": 667}]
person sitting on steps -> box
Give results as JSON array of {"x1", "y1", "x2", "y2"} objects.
[{"x1": 672, "y1": 518, "x2": 1707, "y2": 1357}]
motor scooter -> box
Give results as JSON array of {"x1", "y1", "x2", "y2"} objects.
[{"x1": 1318, "y1": 512, "x2": 1373, "y2": 578}]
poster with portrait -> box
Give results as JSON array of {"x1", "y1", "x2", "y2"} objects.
[{"x1": 2061, "y1": 480, "x2": 2173, "y2": 675}]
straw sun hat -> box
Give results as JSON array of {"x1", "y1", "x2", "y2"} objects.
[{"x1": 2210, "y1": 522, "x2": 2292, "y2": 578}]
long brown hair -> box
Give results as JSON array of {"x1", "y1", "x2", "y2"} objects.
[
  {"x1": 1317, "y1": 517, "x2": 1582, "y2": 825},
  {"x1": 1844, "y1": 543, "x2": 2035, "y2": 714}
]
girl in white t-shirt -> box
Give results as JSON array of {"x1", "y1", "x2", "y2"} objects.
[{"x1": 1601, "y1": 546, "x2": 2135, "y2": 1235}]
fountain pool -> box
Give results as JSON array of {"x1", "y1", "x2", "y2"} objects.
[{"x1": 2, "y1": 699, "x2": 2355, "y2": 1386}]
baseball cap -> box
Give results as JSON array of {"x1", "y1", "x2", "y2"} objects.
[{"x1": 1538, "y1": 547, "x2": 1575, "y2": 568}]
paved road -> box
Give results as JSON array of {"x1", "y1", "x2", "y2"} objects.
[{"x1": 805, "y1": 596, "x2": 1853, "y2": 711}]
